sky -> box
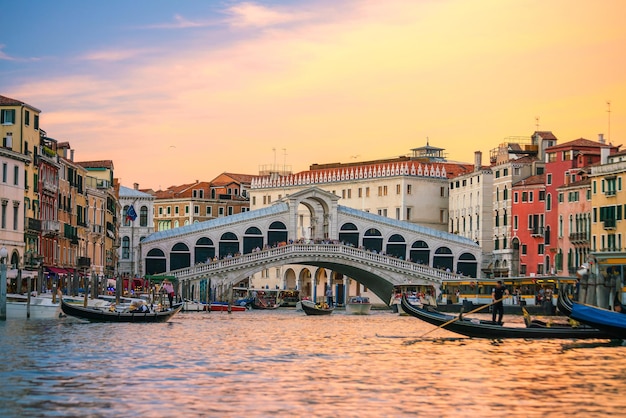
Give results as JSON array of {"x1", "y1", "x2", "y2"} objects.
[{"x1": 1, "y1": 0, "x2": 625, "y2": 191}]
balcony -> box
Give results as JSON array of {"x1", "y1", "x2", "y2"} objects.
[
  {"x1": 92, "y1": 224, "x2": 103, "y2": 234},
  {"x1": 77, "y1": 257, "x2": 91, "y2": 268},
  {"x1": 531, "y1": 227, "x2": 544, "y2": 237},
  {"x1": 603, "y1": 219, "x2": 616, "y2": 230},
  {"x1": 569, "y1": 232, "x2": 589, "y2": 243},
  {"x1": 26, "y1": 217, "x2": 41, "y2": 232},
  {"x1": 605, "y1": 190, "x2": 616, "y2": 197},
  {"x1": 42, "y1": 220, "x2": 61, "y2": 236}
]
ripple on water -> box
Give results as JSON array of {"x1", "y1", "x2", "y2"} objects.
[{"x1": 1, "y1": 310, "x2": 625, "y2": 417}]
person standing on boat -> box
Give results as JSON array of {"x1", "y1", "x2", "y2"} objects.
[
  {"x1": 491, "y1": 280, "x2": 508, "y2": 324},
  {"x1": 326, "y1": 286, "x2": 333, "y2": 307},
  {"x1": 162, "y1": 280, "x2": 175, "y2": 307}
]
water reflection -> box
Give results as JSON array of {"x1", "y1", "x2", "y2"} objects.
[{"x1": 1, "y1": 309, "x2": 625, "y2": 417}]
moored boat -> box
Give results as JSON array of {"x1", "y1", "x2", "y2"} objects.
[
  {"x1": 6, "y1": 294, "x2": 62, "y2": 319},
  {"x1": 346, "y1": 296, "x2": 372, "y2": 315},
  {"x1": 557, "y1": 286, "x2": 573, "y2": 317},
  {"x1": 570, "y1": 303, "x2": 626, "y2": 339},
  {"x1": 401, "y1": 295, "x2": 614, "y2": 339},
  {"x1": 301, "y1": 299, "x2": 334, "y2": 316},
  {"x1": 209, "y1": 302, "x2": 247, "y2": 312},
  {"x1": 61, "y1": 299, "x2": 183, "y2": 322}
]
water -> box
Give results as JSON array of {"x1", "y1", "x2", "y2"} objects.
[{"x1": 1, "y1": 309, "x2": 625, "y2": 418}]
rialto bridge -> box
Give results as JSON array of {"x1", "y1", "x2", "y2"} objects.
[{"x1": 139, "y1": 188, "x2": 481, "y2": 305}]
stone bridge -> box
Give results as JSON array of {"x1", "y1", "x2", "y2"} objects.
[{"x1": 139, "y1": 187, "x2": 481, "y2": 304}]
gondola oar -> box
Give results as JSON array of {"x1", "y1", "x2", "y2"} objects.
[{"x1": 417, "y1": 296, "x2": 508, "y2": 338}]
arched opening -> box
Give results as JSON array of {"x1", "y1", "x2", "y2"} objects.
[
  {"x1": 145, "y1": 248, "x2": 166, "y2": 275},
  {"x1": 385, "y1": 234, "x2": 406, "y2": 259},
  {"x1": 363, "y1": 228, "x2": 383, "y2": 252},
  {"x1": 194, "y1": 237, "x2": 215, "y2": 264},
  {"x1": 219, "y1": 232, "x2": 239, "y2": 258},
  {"x1": 410, "y1": 240, "x2": 430, "y2": 265},
  {"x1": 338, "y1": 222, "x2": 359, "y2": 247},
  {"x1": 457, "y1": 253, "x2": 477, "y2": 277},
  {"x1": 267, "y1": 221, "x2": 288, "y2": 247},
  {"x1": 170, "y1": 242, "x2": 191, "y2": 271},
  {"x1": 433, "y1": 246, "x2": 453, "y2": 271},
  {"x1": 243, "y1": 226, "x2": 264, "y2": 254}
]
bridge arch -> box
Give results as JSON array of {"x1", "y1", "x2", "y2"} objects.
[
  {"x1": 338, "y1": 222, "x2": 359, "y2": 247},
  {"x1": 410, "y1": 240, "x2": 430, "y2": 265},
  {"x1": 195, "y1": 237, "x2": 215, "y2": 264},
  {"x1": 219, "y1": 232, "x2": 239, "y2": 258},
  {"x1": 385, "y1": 234, "x2": 406, "y2": 259}
]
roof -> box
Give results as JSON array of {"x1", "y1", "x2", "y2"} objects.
[
  {"x1": 533, "y1": 131, "x2": 558, "y2": 140},
  {"x1": 0, "y1": 94, "x2": 42, "y2": 112},
  {"x1": 545, "y1": 137, "x2": 617, "y2": 151},
  {"x1": 76, "y1": 160, "x2": 114, "y2": 169},
  {"x1": 141, "y1": 202, "x2": 289, "y2": 244},
  {"x1": 119, "y1": 185, "x2": 154, "y2": 199},
  {"x1": 513, "y1": 174, "x2": 545, "y2": 187},
  {"x1": 557, "y1": 178, "x2": 591, "y2": 190}
]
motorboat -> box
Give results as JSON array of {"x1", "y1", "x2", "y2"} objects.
[
  {"x1": 401, "y1": 295, "x2": 614, "y2": 339},
  {"x1": 346, "y1": 296, "x2": 372, "y2": 315},
  {"x1": 300, "y1": 299, "x2": 334, "y2": 316},
  {"x1": 6, "y1": 293, "x2": 62, "y2": 319}
]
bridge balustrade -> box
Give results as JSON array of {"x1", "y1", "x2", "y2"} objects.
[{"x1": 171, "y1": 243, "x2": 464, "y2": 284}]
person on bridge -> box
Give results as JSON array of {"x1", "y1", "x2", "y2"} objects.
[{"x1": 326, "y1": 287, "x2": 333, "y2": 307}]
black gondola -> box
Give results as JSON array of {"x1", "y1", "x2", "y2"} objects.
[
  {"x1": 557, "y1": 286, "x2": 573, "y2": 316},
  {"x1": 61, "y1": 299, "x2": 183, "y2": 323},
  {"x1": 301, "y1": 300, "x2": 334, "y2": 316},
  {"x1": 400, "y1": 295, "x2": 613, "y2": 339}
]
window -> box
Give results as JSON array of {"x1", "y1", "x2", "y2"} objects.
[
  {"x1": 358, "y1": 188, "x2": 363, "y2": 198},
  {"x1": 13, "y1": 204, "x2": 18, "y2": 230},
  {"x1": 25, "y1": 110, "x2": 30, "y2": 126},
  {"x1": 521, "y1": 244, "x2": 527, "y2": 255},
  {"x1": 514, "y1": 215, "x2": 518, "y2": 230},
  {"x1": 34, "y1": 114, "x2": 39, "y2": 130},
  {"x1": 547, "y1": 174, "x2": 552, "y2": 185},
  {"x1": 407, "y1": 184, "x2": 412, "y2": 195},
  {"x1": 218, "y1": 207, "x2": 224, "y2": 216},
  {"x1": 194, "y1": 205, "x2": 199, "y2": 215},
  {"x1": 175, "y1": 206, "x2": 179, "y2": 215},
  {"x1": 140, "y1": 206, "x2": 148, "y2": 227},
  {"x1": 396, "y1": 207, "x2": 400, "y2": 220},
  {"x1": 538, "y1": 244, "x2": 544, "y2": 254},
  {"x1": 539, "y1": 190, "x2": 545, "y2": 201},
  {"x1": 365, "y1": 187, "x2": 370, "y2": 197},
  {"x1": 1, "y1": 109, "x2": 16, "y2": 125},
  {"x1": 2, "y1": 163, "x2": 6, "y2": 182},
  {"x1": 228, "y1": 206, "x2": 233, "y2": 215},
  {"x1": 396, "y1": 184, "x2": 401, "y2": 194},
  {"x1": 514, "y1": 192, "x2": 518, "y2": 203},
  {"x1": 122, "y1": 236, "x2": 130, "y2": 259},
  {"x1": 406, "y1": 207, "x2": 411, "y2": 221},
  {"x1": 522, "y1": 192, "x2": 528, "y2": 202},
  {"x1": 503, "y1": 168, "x2": 508, "y2": 176}
]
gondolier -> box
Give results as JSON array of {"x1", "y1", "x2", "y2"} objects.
[{"x1": 491, "y1": 280, "x2": 508, "y2": 324}]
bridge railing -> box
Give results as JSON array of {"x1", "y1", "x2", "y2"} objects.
[{"x1": 171, "y1": 243, "x2": 465, "y2": 283}]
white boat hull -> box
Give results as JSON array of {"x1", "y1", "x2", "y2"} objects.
[
  {"x1": 6, "y1": 297, "x2": 62, "y2": 319},
  {"x1": 346, "y1": 303, "x2": 372, "y2": 315}
]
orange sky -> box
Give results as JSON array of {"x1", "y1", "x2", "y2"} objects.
[{"x1": 3, "y1": 0, "x2": 625, "y2": 190}]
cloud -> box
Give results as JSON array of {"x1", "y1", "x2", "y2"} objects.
[
  {"x1": 140, "y1": 13, "x2": 218, "y2": 30},
  {"x1": 79, "y1": 48, "x2": 151, "y2": 62},
  {"x1": 226, "y1": 1, "x2": 312, "y2": 28},
  {"x1": 0, "y1": 44, "x2": 40, "y2": 62}
]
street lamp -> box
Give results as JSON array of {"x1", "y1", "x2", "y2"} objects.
[{"x1": 1, "y1": 246, "x2": 8, "y2": 321}]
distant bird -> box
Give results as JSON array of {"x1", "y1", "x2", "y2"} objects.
[
  {"x1": 169, "y1": 145, "x2": 176, "y2": 148},
  {"x1": 350, "y1": 155, "x2": 360, "y2": 159}
]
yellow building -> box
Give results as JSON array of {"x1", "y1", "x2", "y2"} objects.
[
  {"x1": 1, "y1": 95, "x2": 42, "y2": 270},
  {"x1": 588, "y1": 148, "x2": 626, "y2": 307}
]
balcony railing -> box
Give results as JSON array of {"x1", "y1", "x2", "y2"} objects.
[
  {"x1": 42, "y1": 220, "x2": 61, "y2": 236},
  {"x1": 569, "y1": 232, "x2": 589, "y2": 243},
  {"x1": 26, "y1": 217, "x2": 41, "y2": 232},
  {"x1": 77, "y1": 257, "x2": 91, "y2": 268},
  {"x1": 531, "y1": 226, "x2": 544, "y2": 237},
  {"x1": 603, "y1": 219, "x2": 616, "y2": 229}
]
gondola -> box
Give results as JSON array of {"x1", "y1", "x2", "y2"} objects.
[
  {"x1": 300, "y1": 300, "x2": 334, "y2": 316},
  {"x1": 570, "y1": 303, "x2": 626, "y2": 339},
  {"x1": 400, "y1": 295, "x2": 614, "y2": 339},
  {"x1": 557, "y1": 286, "x2": 573, "y2": 316},
  {"x1": 61, "y1": 299, "x2": 183, "y2": 323}
]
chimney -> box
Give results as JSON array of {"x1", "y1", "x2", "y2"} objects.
[
  {"x1": 598, "y1": 133, "x2": 605, "y2": 144},
  {"x1": 601, "y1": 147, "x2": 609, "y2": 165},
  {"x1": 474, "y1": 151, "x2": 482, "y2": 172},
  {"x1": 70, "y1": 149, "x2": 74, "y2": 162},
  {"x1": 133, "y1": 183, "x2": 139, "y2": 190}
]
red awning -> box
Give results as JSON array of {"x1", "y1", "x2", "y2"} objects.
[{"x1": 47, "y1": 267, "x2": 68, "y2": 275}]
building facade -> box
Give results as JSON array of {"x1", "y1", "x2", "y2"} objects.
[{"x1": 119, "y1": 184, "x2": 155, "y2": 278}]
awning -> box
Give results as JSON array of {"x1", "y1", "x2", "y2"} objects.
[{"x1": 47, "y1": 267, "x2": 68, "y2": 275}]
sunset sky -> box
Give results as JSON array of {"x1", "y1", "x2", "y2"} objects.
[{"x1": 1, "y1": 0, "x2": 625, "y2": 190}]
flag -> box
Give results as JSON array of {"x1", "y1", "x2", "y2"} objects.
[{"x1": 126, "y1": 205, "x2": 137, "y2": 222}]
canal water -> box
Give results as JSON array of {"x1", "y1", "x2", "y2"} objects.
[{"x1": 1, "y1": 309, "x2": 625, "y2": 417}]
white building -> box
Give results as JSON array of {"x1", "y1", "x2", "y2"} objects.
[
  {"x1": 448, "y1": 151, "x2": 494, "y2": 273},
  {"x1": 118, "y1": 184, "x2": 155, "y2": 278},
  {"x1": 247, "y1": 143, "x2": 475, "y2": 304}
]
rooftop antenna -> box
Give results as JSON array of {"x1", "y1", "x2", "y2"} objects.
[
  {"x1": 282, "y1": 148, "x2": 287, "y2": 174},
  {"x1": 272, "y1": 148, "x2": 277, "y2": 172},
  {"x1": 607, "y1": 101, "x2": 611, "y2": 142},
  {"x1": 535, "y1": 116, "x2": 540, "y2": 131}
]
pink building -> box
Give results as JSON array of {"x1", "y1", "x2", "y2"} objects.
[
  {"x1": 511, "y1": 174, "x2": 546, "y2": 276},
  {"x1": 556, "y1": 178, "x2": 591, "y2": 276},
  {"x1": 544, "y1": 136, "x2": 619, "y2": 274}
]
